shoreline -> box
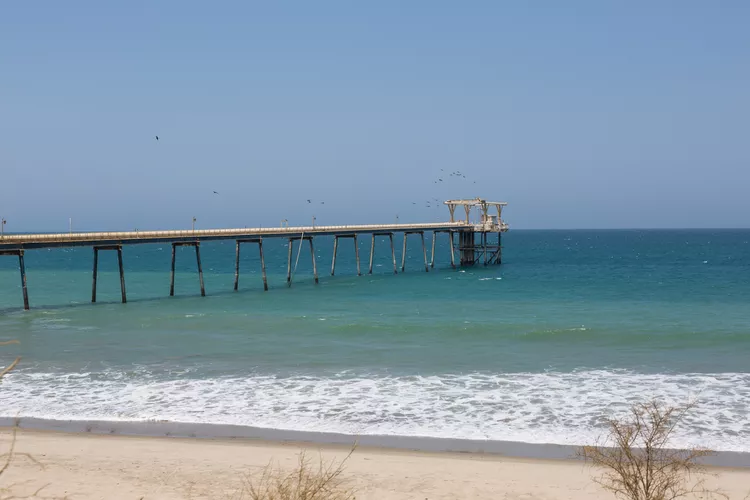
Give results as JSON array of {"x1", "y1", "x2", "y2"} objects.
[{"x1": 5, "y1": 416, "x2": 750, "y2": 468}]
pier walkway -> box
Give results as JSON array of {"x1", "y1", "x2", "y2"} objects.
[{"x1": 0, "y1": 198, "x2": 508, "y2": 310}]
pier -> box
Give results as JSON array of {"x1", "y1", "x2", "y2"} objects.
[{"x1": 0, "y1": 198, "x2": 508, "y2": 310}]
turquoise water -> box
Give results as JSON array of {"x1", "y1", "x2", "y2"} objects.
[{"x1": 1, "y1": 230, "x2": 749, "y2": 451}]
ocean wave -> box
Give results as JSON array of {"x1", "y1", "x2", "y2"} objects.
[{"x1": 0, "y1": 370, "x2": 748, "y2": 452}]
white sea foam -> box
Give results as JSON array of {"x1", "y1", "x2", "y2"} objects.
[{"x1": 1, "y1": 370, "x2": 748, "y2": 452}]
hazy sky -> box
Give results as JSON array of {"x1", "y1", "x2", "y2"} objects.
[{"x1": 2, "y1": 2, "x2": 748, "y2": 231}]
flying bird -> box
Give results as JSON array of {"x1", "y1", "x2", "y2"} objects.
[
  {"x1": 213, "y1": 191, "x2": 219, "y2": 194},
  {"x1": 307, "y1": 199, "x2": 311, "y2": 204},
  {"x1": 155, "y1": 136, "x2": 159, "y2": 141}
]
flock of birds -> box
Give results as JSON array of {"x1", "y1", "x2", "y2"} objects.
[{"x1": 154, "y1": 134, "x2": 473, "y2": 218}]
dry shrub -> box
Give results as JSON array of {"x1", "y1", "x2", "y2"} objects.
[
  {"x1": 578, "y1": 400, "x2": 726, "y2": 500},
  {"x1": 228, "y1": 448, "x2": 356, "y2": 500},
  {"x1": 0, "y1": 340, "x2": 21, "y2": 481}
]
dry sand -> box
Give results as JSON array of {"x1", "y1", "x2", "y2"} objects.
[{"x1": 0, "y1": 429, "x2": 748, "y2": 500}]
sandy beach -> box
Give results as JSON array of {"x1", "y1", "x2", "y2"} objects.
[{"x1": 0, "y1": 429, "x2": 748, "y2": 500}]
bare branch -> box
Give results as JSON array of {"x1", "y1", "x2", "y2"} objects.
[{"x1": 577, "y1": 400, "x2": 727, "y2": 500}]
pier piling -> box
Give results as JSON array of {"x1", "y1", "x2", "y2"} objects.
[
  {"x1": 401, "y1": 233, "x2": 407, "y2": 272},
  {"x1": 497, "y1": 232, "x2": 502, "y2": 264},
  {"x1": 195, "y1": 243, "x2": 205, "y2": 297},
  {"x1": 483, "y1": 232, "x2": 488, "y2": 266},
  {"x1": 287, "y1": 236, "x2": 318, "y2": 286},
  {"x1": 354, "y1": 234, "x2": 361, "y2": 276},
  {"x1": 170, "y1": 242, "x2": 205, "y2": 297},
  {"x1": 19, "y1": 251, "x2": 29, "y2": 310},
  {"x1": 117, "y1": 246, "x2": 126, "y2": 303},
  {"x1": 235, "y1": 239, "x2": 268, "y2": 291},
  {"x1": 92, "y1": 248, "x2": 99, "y2": 303},
  {"x1": 0, "y1": 249, "x2": 32, "y2": 310},
  {"x1": 369, "y1": 232, "x2": 397, "y2": 274},
  {"x1": 259, "y1": 239, "x2": 268, "y2": 290},
  {"x1": 459, "y1": 231, "x2": 475, "y2": 266},
  {"x1": 308, "y1": 237, "x2": 319, "y2": 284},
  {"x1": 369, "y1": 234, "x2": 375, "y2": 274},
  {"x1": 430, "y1": 232, "x2": 437, "y2": 268},
  {"x1": 91, "y1": 245, "x2": 127, "y2": 303},
  {"x1": 389, "y1": 233, "x2": 397, "y2": 274},
  {"x1": 287, "y1": 238, "x2": 293, "y2": 285},
  {"x1": 331, "y1": 236, "x2": 339, "y2": 276},
  {"x1": 430, "y1": 230, "x2": 455, "y2": 269},
  {"x1": 169, "y1": 244, "x2": 176, "y2": 296},
  {"x1": 401, "y1": 231, "x2": 429, "y2": 272},
  {"x1": 331, "y1": 235, "x2": 359, "y2": 276},
  {"x1": 234, "y1": 241, "x2": 240, "y2": 291},
  {"x1": 449, "y1": 231, "x2": 455, "y2": 268}
]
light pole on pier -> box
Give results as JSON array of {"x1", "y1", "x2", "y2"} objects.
[
  {"x1": 1, "y1": 218, "x2": 5, "y2": 239},
  {"x1": 192, "y1": 217, "x2": 196, "y2": 232}
]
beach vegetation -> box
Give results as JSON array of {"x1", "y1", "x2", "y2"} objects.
[
  {"x1": 227, "y1": 447, "x2": 356, "y2": 500},
  {"x1": 578, "y1": 400, "x2": 726, "y2": 500}
]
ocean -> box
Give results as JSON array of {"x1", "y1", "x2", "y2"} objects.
[{"x1": 1, "y1": 229, "x2": 749, "y2": 452}]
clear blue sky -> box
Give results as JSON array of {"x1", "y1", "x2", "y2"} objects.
[{"x1": 2, "y1": 1, "x2": 748, "y2": 230}]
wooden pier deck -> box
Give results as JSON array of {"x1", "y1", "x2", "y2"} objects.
[{"x1": 0, "y1": 198, "x2": 508, "y2": 310}]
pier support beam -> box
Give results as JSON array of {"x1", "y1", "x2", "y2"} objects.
[
  {"x1": 234, "y1": 241, "x2": 240, "y2": 291},
  {"x1": 91, "y1": 245, "x2": 127, "y2": 304},
  {"x1": 234, "y1": 238, "x2": 269, "y2": 291},
  {"x1": 195, "y1": 244, "x2": 206, "y2": 296},
  {"x1": 331, "y1": 234, "x2": 360, "y2": 276},
  {"x1": 401, "y1": 231, "x2": 429, "y2": 273},
  {"x1": 288, "y1": 236, "x2": 318, "y2": 286},
  {"x1": 1, "y1": 250, "x2": 30, "y2": 310},
  {"x1": 368, "y1": 232, "x2": 397, "y2": 275},
  {"x1": 497, "y1": 231, "x2": 502, "y2": 264},
  {"x1": 449, "y1": 231, "x2": 456, "y2": 268},
  {"x1": 458, "y1": 231, "x2": 476, "y2": 266},
  {"x1": 389, "y1": 233, "x2": 397, "y2": 274},
  {"x1": 170, "y1": 242, "x2": 205, "y2": 297},
  {"x1": 430, "y1": 230, "x2": 456, "y2": 269},
  {"x1": 19, "y1": 251, "x2": 29, "y2": 310},
  {"x1": 309, "y1": 237, "x2": 319, "y2": 284},
  {"x1": 430, "y1": 232, "x2": 437, "y2": 268},
  {"x1": 331, "y1": 236, "x2": 338, "y2": 276},
  {"x1": 92, "y1": 248, "x2": 98, "y2": 302},
  {"x1": 369, "y1": 234, "x2": 375, "y2": 274},
  {"x1": 483, "y1": 232, "x2": 488, "y2": 266},
  {"x1": 118, "y1": 247, "x2": 126, "y2": 303},
  {"x1": 354, "y1": 234, "x2": 360, "y2": 276}
]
